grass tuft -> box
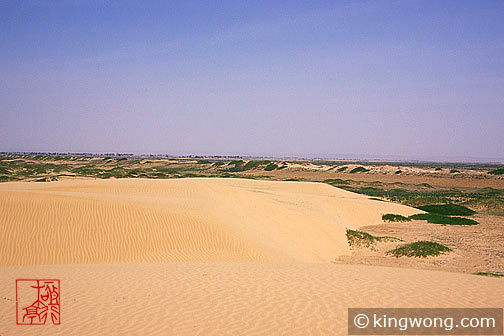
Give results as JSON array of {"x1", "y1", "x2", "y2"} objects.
[
  {"x1": 346, "y1": 229, "x2": 400, "y2": 249},
  {"x1": 387, "y1": 241, "x2": 451, "y2": 258},
  {"x1": 382, "y1": 214, "x2": 411, "y2": 222}
]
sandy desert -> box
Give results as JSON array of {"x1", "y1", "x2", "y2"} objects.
[{"x1": 1, "y1": 176, "x2": 503, "y2": 335}]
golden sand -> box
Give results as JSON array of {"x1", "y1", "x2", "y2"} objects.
[
  {"x1": 1, "y1": 178, "x2": 501, "y2": 335},
  {"x1": 0, "y1": 178, "x2": 419, "y2": 265}
]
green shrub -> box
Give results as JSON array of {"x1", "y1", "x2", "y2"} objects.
[
  {"x1": 409, "y1": 213, "x2": 478, "y2": 225},
  {"x1": 196, "y1": 160, "x2": 212, "y2": 164},
  {"x1": 382, "y1": 214, "x2": 411, "y2": 222},
  {"x1": 349, "y1": 166, "x2": 369, "y2": 174},
  {"x1": 416, "y1": 204, "x2": 475, "y2": 216},
  {"x1": 264, "y1": 163, "x2": 279, "y2": 171},
  {"x1": 450, "y1": 169, "x2": 460, "y2": 174},
  {"x1": 387, "y1": 241, "x2": 451, "y2": 258},
  {"x1": 336, "y1": 166, "x2": 347, "y2": 172}
]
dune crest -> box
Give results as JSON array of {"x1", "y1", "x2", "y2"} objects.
[{"x1": 0, "y1": 178, "x2": 419, "y2": 265}]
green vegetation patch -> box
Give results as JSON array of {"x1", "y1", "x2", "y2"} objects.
[
  {"x1": 349, "y1": 166, "x2": 369, "y2": 174},
  {"x1": 243, "y1": 160, "x2": 270, "y2": 170},
  {"x1": 346, "y1": 229, "x2": 400, "y2": 249},
  {"x1": 335, "y1": 185, "x2": 466, "y2": 207},
  {"x1": 463, "y1": 198, "x2": 504, "y2": 216},
  {"x1": 474, "y1": 272, "x2": 504, "y2": 278},
  {"x1": 382, "y1": 214, "x2": 411, "y2": 222},
  {"x1": 180, "y1": 173, "x2": 206, "y2": 178},
  {"x1": 212, "y1": 161, "x2": 225, "y2": 167},
  {"x1": 72, "y1": 167, "x2": 104, "y2": 176},
  {"x1": 323, "y1": 178, "x2": 350, "y2": 185},
  {"x1": 409, "y1": 213, "x2": 478, "y2": 225},
  {"x1": 488, "y1": 168, "x2": 504, "y2": 175},
  {"x1": 264, "y1": 163, "x2": 279, "y2": 171},
  {"x1": 416, "y1": 204, "x2": 475, "y2": 216},
  {"x1": 336, "y1": 166, "x2": 347, "y2": 172},
  {"x1": 227, "y1": 160, "x2": 246, "y2": 172},
  {"x1": 387, "y1": 241, "x2": 452, "y2": 258}
]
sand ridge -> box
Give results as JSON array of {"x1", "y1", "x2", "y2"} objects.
[{"x1": 0, "y1": 178, "x2": 420, "y2": 265}]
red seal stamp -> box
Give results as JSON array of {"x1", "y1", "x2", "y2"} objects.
[{"x1": 16, "y1": 279, "x2": 61, "y2": 325}]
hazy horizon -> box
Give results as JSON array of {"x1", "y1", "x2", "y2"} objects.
[{"x1": 2, "y1": 1, "x2": 503, "y2": 161}]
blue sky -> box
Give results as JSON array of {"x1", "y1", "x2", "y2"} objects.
[{"x1": 1, "y1": 1, "x2": 503, "y2": 161}]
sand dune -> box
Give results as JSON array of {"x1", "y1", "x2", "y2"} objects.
[
  {"x1": 1, "y1": 262, "x2": 502, "y2": 335},
  {"x1": 0, "y1": 178, "x2": 419, "y2": 265},
  {"x1": 1, "y1": 178, "x2": 501, "y2": 335}
]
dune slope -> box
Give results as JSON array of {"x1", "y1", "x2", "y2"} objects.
[
  {"x1": 1, "y1": 262, "x2": 502, "y2": 336},
  {"x1": 0, "y1": 178, "x2": 419, "y2": 265}
]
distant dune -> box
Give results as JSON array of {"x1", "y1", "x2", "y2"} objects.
[{"x1": 0, "y1": 178, "x2": 419, "y2": 265}]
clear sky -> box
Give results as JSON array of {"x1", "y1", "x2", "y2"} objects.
[{"x1": 1, "y1": 1, "x2": 503, "y2": 161}]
